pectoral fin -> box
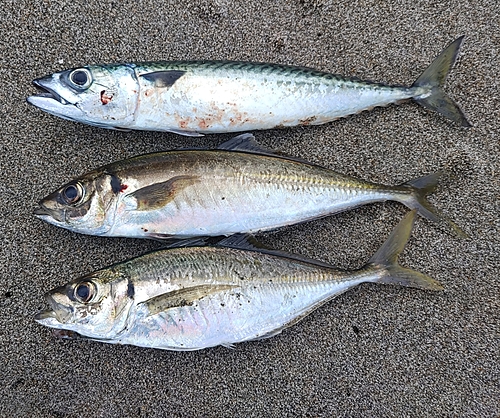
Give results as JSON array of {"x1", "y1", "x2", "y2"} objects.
[
  {"x1": 140, "y1": 70, "x2": 186, "y2": 88},
  {"x1": 127, "y1": 175, "x2": 199, "y2": 211},
  {"x1": 140, "y1": 284, "x2": 237, "y2": 317}
]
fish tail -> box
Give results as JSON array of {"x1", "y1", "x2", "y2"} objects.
[
  {"x1": 411, "y1": 36, "x2": 471, "y2": 127},
  {"x1": 366, "y1": 210, "x2": 443, "y2": 291},
  {"x1": 397, "y1": 172, "x2": 468, "y2": 238}
]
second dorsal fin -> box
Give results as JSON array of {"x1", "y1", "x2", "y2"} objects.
[
  {"x1": 217, "y1": 133, "x2": 276, "y2": 154},
  {"x1": 215, "y1": 234, "x2": 337, "y2": 270},
  {"x1": 217, "y1": 134, "x2": 322, "y2": 166}
]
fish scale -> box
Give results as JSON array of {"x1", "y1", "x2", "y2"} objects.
[{"x1": 128, "y1": 257, "x2": 347, "y2": 349}]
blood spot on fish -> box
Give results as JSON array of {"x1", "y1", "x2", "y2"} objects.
[
  {"x1": 144, "y1": 89, "x2": 154, "y2": 97},
  {"x1": 179, "y1": 120, "x2": 189, "y2": 129},
  {"x1": 198, "y1": 119, "x2": 210, "y2": 130},
  {"x1": 100, "y1": 90, "x2": 113, "y2": 105},
  {"x1": 119, "y1": 184, "x2": 128, "y2": 192}
]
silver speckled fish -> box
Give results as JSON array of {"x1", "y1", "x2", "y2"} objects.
[
  {"x1": 35, "y1": 211, "x2": 442, "y2": 351},
  {"x1": 34, "y1": 134, "x2": 465, "y2": 239},
  {"x1": 27, "y1": 37, "x2": 469, "y2": 136}
]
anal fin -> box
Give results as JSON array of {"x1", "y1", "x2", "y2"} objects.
[
  {"x1": 248, "y1": 328, "x2": 283, "y2": 342},
  {"x1": 166, "y1": 128, "x2": 204, "y2": 137}
]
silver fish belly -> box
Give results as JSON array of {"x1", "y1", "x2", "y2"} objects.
[
  {"x1": 35, "y1": 211, "x2": 442, "y2": 351},
  {"x1": 34, "y1": 134, "x2": 466, "y2": 239},
  {"x1": 27, "y1": 37, "x2": 470, "y2": 134}
]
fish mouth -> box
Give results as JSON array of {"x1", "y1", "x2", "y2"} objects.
[
  {"x1": 30, "y1": 78, "x2": 69, "y2": 105},
  {"x1": 34, "y1": 308, "x2": 58, "y2": 321},
  {"x1": 27, "y1": 77, "x2": 84, "y2": 121},
  {"x1": 33, "y1": 205, "x2": 50, "y2": 217},
  {"x1": 33, "y1": 204, "x2": 65, "y2": 224},
  {"x1": 35, "y1": 292, "x2": 73, "y2": 326}
]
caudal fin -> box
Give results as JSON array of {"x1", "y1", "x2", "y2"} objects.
[
  {"x1": 398, "y1": 172, "x2": 468, "y2": 238},
  {"x1": 412, "y1": 36, "x2": 471, "y2": 127},
  {"x1": 367, "y1": 211, "x2": 443, "y2": 290}
]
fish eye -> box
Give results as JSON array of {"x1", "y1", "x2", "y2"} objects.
[
  {"x1": 62, "y1": 183, "x2": 84, "y2": 205},
  {"x1": 74, "y1": 281, "x2": 96, "y2": 304},
  {"x1": 69, "y1": 68, "x2": 92, "y2": 89}
]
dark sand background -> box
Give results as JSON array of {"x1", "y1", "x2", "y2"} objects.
[{"x1": 0, "y1": 1, "x2": 498, "y2": 416}]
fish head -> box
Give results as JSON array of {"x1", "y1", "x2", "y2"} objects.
[
  {"x1": 34, "y1": 170, "x2": 122, "y2": 236},
  {"x1": 35, "y1": 269, "x2": 133, "y2": 340},
  {"x1": 27, "y1": 65, "x2": 139, "y2": 130}
]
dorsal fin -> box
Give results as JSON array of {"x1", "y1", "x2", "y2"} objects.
[
  {"x1": 159, "y1": 236, "x2": 225, "y2": 248},
  {"x1": 215, "y1": 234, "x2": 337, "y2": 270},
  {"x1": 158, "y1": 233, "x2": 338, "y2": 270},
  {"x1": 214, "y1": 233, "x2": 270, "y2": 251},
  {"x1": 217, "y1": 134, "x2": 320, "y2": 166},
  {"x1": 217, "y1": 134, "x2": 277, "y2": 154}
]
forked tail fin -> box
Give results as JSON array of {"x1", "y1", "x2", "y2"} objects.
[
  {"x1": 412, "y1": 36, "x2": 471, "y2": 127},
  {"x1": 367, "y1": 210, "x2": 443, "y2": 290},
  {"x1": 397, "y1": 172, "x2": 468, "y2": 238}
]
